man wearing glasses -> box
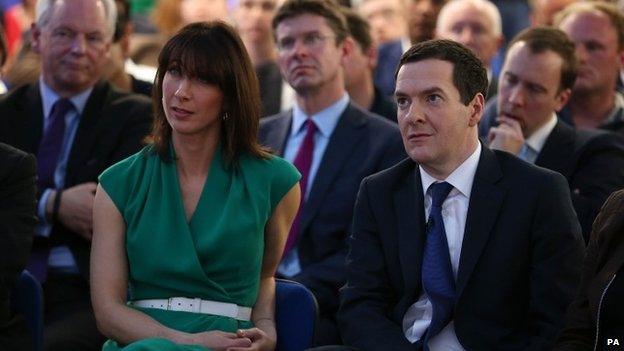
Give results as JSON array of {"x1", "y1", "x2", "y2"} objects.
[{"x1": 259, "y1": 0, "x2": 406, "y2": 345}]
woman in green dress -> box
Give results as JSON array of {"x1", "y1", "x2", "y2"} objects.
[{"x1": 90, "y1": 22, "x2": 301, "y2": 350}]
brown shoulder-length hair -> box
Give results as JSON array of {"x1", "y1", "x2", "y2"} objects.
[{"x1": 150, "y1": 21, "x2": 270, "y2": 165}]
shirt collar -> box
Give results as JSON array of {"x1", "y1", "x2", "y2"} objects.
[
  {"x1": 419, "y1": 142, "x2": 482, "y2": 200},
  {"x1": 525, "y1": 113, "x2": 557, "y2": 154},
  {"x1": 291, "y1": 93, "x2": 349, "y2": 137},
  {"x1": 39, "y1": 76, "x2": 93, "y2": 119},
  {"x1": 603, "y1": 90, "x2": 624, "y2": 125}
]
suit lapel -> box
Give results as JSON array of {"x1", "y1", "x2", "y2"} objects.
[
  {"x1": 66, "y1": 81, "x2": 108, "y2": 179},
  {"x1": 265, "y1": 112, "x2": 292, "y2": 155},
  {"x1": 394, "y1": 163, "x2": 427, "y2": 292},
  {"x1": 299, "y1": 104, "x2": 367, "y2": 231},
  {"x1": 9, "y1": 84, "x2": 44, "y2": 153},
  {"x1": 456, "y1": 147, "x2": 505, "y2": 299},
  {"x1": 534, "y1": 121, "x2": 574, "y2": 175}
]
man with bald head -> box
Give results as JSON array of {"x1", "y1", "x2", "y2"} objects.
[
  {"x1": 556, "y1": 1, "x2": 624, "y2": 133},
  {"x1": 435, "y1": 0, "x2": 503, "y2": 99},
  {"x1": 0, "y1": 0, "x2": 151, "y2": 349}
]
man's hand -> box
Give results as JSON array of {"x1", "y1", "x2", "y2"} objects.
[
  {"x1": 488, "y1": 116, "x2": 525, "y2": 155},
  {"x1": 226, "y1": 328, "x2": 276, "y2": 351},
  {"x1": 57, "y1": 182, "x2": 97, "y2": 240}
]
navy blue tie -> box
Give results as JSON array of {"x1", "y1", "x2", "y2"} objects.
[{"x1": 422, "y1": 181, "x2": 455, "y2": 346}]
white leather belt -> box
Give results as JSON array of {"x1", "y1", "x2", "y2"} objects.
[{"x1": 130, "y1": 297, "x2": 252, "y2": 321}]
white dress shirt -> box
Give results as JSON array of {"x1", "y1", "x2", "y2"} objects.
[
  {"x1": 277, "y1": 94, "x2": 350, "y2": 277},
  {"x1": 402, "y1": 143, "x2": 482, "y2": 350}
]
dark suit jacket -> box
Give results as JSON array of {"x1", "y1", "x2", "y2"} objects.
[
  {"x1": 555, "y1": 189, "x2": 624, "y2": 350},
  {"x1": 259, "y1": 102, "x2": 406, "y2": 317},
  {"x1": 534, "y1": 121, "x2": 624, "y2": 241},
  {"x1": 479, "y1": 101, "x2": 624, "y2": 241},
  {"x1": 0, "y1": 80, "x2": 152, "y2": 279},
  {"x1": 257, "y1": 61, "x2": 283, "y2": 117},
  {"x1": 0, "y1": 142, "x2": 36, "y2": 350},
  {"x1": 374, "y1": 39, "x2": 403, "y2": 98},
  {"x1": 339, "y1": 146, "x2": 585, "y2": 351}
]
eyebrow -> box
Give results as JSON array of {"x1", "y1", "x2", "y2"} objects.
[{"x1": 394, "y1": 86, "x2": 446, "y2": 98}]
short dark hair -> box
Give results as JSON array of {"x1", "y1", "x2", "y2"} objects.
[
  {"x1": 341, "y1": 7, "x2": 372, "y2": 52},
  {"x1": 151, "y1": 21, "x2": 269, "y2": 165},
  {"x1": 554, "y1": 1, "x2": 624, "y2": 51},
  {"x1": 272, "y1": 0, "x2": 348, "y2": 43},
  {"x1": 113, "y1": 0, "x2": 130, "y2": 43},
  {"x1": 509, "y1": 27, "x2": 578, "y2": 92},
  {"x1": 396, "y1": 39, "x2": 488, "y2": 104}
]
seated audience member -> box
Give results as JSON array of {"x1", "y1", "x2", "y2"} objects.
[
  {"x1": 91, "y1": 21, "x2": 301, "y2": 350},
  {"x1": 529, "y1": 0, "x2": 577, "y2": 26},
  {"x1": 104, "y1": 0, "x2": 154, "y2": 96},
  {"x1": 374, "y1": 0, "x2": 448, "y2": 97},
  {"x1": 435, "y1": 0, "x2": 503, "y2": 99},
  {"x1": 484, "y1": 27, "x2": 624, "y2": 241},
  {"x1": 555, "y1": 189, "x2": 624, "y2": 350},
  {"x1": 555, "y1": 1, "x2": 624, "y2": 132},
  {"x1": 480, "y1": 2, "x2": 624, "y2": 135},
  {"x1": 260, "y1": 0, "x2": 406, "y2": 345},
  {"x1": 0, "y1": 142, "x2": 36, "y2": 351},
  {"x1": 130, "y1": 0, "x2": 231, "y2": 68},
  {"x1": 356, "y1": 0, "x2": 408, "y2": 45},
  {"x1": 342, "y1": 7, "x2": 397, "y2": 122},
  {"x1": 0, "y1": 0, "x2": 152, "y2": 349},
  {"x1": 339, "y1": 39, "x2": 584, "y2": 350},
  {"x1": 232, "y1": 0, "x2": 295, "y2": 116}
]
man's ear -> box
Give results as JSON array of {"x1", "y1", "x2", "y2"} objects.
[
  {"x1": 554, "y1": 88, "x2": 571, "y2": 112},
  {"x1": 340, "y1": 36, "x2": 356, "y2": 66},
  {"x1": 468, "y1": 93, "x2": 485, "y2": 127},
  {"x1": 366, "y1": 44, "x2": 378, "y2": 70},
  {"x1": 31, "y1": 23, "x2": 42, "y2": 54}
]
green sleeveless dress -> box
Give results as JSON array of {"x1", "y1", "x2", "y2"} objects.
[{"x1": 98, "y1": 145, "x2": 300, "y2": 351}]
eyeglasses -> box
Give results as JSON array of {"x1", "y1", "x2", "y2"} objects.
[{"x1": 276, "y1": 32, "x2": 335, "y2": 52}]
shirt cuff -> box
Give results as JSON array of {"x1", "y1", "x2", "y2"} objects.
[{"x1": 36, "y1": 189, "x2": 53, "y2": 237}]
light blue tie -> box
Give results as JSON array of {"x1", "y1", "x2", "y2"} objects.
[{"x1": 422, "y1": 181, "x2": 455, "y2": 348}]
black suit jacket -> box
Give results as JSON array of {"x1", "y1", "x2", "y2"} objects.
[
  {"x1": 535, "y1": 121, "x2": 624, "y2": 241},
  {"x1": 259, "y1": 103, "x2": 406, "y2": 316},
  {"x1": 0, "y1": 142, "x2": 36, "y2": 350},
  {"x1": 339, "y1": 146, "x2": 585, "y2": 351},
  {"x1": 0, "y1": 80, "x2": 152, "y2": 278}
]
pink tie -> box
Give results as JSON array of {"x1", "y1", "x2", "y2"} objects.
[{"x1": 284, "y1": 119, "x2": 317, "y2": 254}]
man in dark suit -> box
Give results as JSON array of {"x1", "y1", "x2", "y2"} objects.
[
  {"x1": 260, "y1": 0, "x2": 405, "y2": 345},
  {"x1": 338, "y1": 39, "x2": 584, "y2": 350},
  {"x1": 0, "y1": 0, "x2": 152, "y2": 349},
  {"x1": 485, "y1": 27, "x2": 624, "y2": 241},
  {"x1": 0, "y1": 142, "x2": 36, "y2": 351}
]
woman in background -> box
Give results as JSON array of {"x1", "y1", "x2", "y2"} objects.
[{"x1": 90, "y1": 21, "x2": 300, "y2": 351}]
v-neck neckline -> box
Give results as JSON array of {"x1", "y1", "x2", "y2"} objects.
[{"x1": 170, "y1": 142, "x2": 223, "y2": 225}]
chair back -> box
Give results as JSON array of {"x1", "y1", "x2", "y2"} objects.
[
  {"x1": 275, "y1": 279, "x2": 318, "y2": 351},
  {"x1": 10, "y1": 270, "x2": 43, "y2": 351}
]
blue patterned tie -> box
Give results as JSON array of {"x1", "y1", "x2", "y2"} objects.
[{"x1": 422, "y1": 181, "x2": 455, "y2": 346}]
